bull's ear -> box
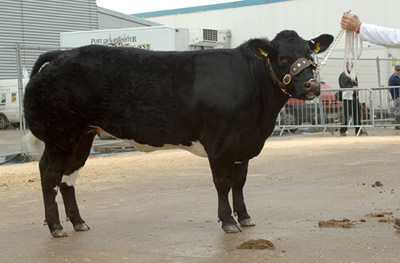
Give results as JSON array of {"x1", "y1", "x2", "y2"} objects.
[
  {"x1": 309, "y1": 34, "x2": 334, "y2": 54},
  {"x1": 248, "y1": 39, "x2": 272, "y2": 59}
]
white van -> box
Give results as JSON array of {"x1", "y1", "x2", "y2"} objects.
[{"x1": 0, "y1": 79, "x2": 20, "y2": 129}]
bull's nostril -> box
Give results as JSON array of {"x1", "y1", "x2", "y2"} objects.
[
  {"x1": 304, "y1": 80, "x2": 320, "y2": 90},
  {"x1": 303, "y1": 80, "x2": 321, "y2": 97}
]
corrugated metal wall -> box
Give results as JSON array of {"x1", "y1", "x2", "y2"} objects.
[{"x1": 0, "y1": 0, "x2": 98, "y2": 79}]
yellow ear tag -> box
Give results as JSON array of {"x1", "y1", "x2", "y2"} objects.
[
  {"x1": 314, "y1": 43, "x2": 321, "y2": 53},
  {"x1": 258, "y1": 48, "x2": 269, "y2": 57}
]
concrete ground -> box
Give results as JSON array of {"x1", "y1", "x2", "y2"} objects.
[{"x1": 1, "y1": 127, "x2": 400, "y2": 263}]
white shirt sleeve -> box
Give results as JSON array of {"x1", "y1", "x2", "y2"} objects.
[{"x1": 359, "y1": 23, "x2": 400, "y2": 48}]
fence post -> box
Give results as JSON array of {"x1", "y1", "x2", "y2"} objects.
[
  {"x1": 15, "y1": 44, "x2": 26, "y2": 155},
  {"x1": 370, "y1": 89, "x2": 375, "y2": 127},
  {"x1": 375, "y1": 57, "x2": 385, "y2": 121},
  {"x1": 376, "y1": 57, "x2": 381, "y2": 87}
]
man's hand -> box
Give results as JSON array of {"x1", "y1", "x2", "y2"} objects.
[{"x1": 341, "y1": 14, "x2": 361, "y2": 32}]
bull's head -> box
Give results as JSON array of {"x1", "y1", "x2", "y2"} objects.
[{"x1": 252, "y1": 30, "x2": 334, "y2": 100}]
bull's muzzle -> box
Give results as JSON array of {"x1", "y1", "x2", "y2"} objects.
[{"x1": 303, "y1": 79, "x2": 320, "y2": 99}]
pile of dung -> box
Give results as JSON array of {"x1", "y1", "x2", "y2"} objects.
[
  {"x1": 237, "y1": 239, "x2": 275, "y2": 250},
  {"x1": 318, "y1": 219, "x2": 358, "y2": 228}
]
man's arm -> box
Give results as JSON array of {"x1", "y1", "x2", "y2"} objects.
[
  {"x1": 341, "y1": 14, "x2": 400, "y2": 48},
  {"x1": 360, "y1": 23, "x2": 400, "y2": 47}
]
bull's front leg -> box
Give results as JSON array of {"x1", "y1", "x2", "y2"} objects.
[
  {"x1": 209, "y1": 159, "x2": 241, "y2": 233},
  {"x1": 232, "y1": 161, "x2": 255, "y2": 227}
]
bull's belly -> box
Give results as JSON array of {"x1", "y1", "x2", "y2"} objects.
[
  {"x1": 124, "y1": 139, "x2": 208, "y2": 158},
  {"x1": 93, "y1": 126, "x2": 208, "y2": 157}
]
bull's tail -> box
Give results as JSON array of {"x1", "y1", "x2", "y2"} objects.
[
  {"x1": 22, "y1": 131, "x2": 44, "y2": 161},
  {"x1": 30, "y1": 50, "x2": 64, "y2": 79}
]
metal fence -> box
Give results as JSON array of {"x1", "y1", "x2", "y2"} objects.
[
  {"x1": 277, "y1": 86, "x2": 400, "y2": 135},
  {"x1": 1, "y1": 45, "x2": 400, "y2": 164}
]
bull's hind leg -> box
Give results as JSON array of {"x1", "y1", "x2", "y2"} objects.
[
  {"x1": 59, "y1": 132, "x2": 96, "y2": 233},
  {"x1": 232, "y1": 161, "x2": 255, "y2": 227},
  {"x1": 60, "y1": 169, "x2": 90, "y2": 232},
  {"x1": 40, "y1": 131, "x2": 95, "y2": 237},
  {"x1": 39, "y1": 147, "x2": 69, "y2": 237}
]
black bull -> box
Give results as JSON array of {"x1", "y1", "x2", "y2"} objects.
[{"x1": 24, "y1": 30, "x2": 333, "y2": 237}]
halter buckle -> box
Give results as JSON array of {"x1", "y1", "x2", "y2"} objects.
[{"x1": 282, "y1": 74, "x2": 291, "y2": 85}]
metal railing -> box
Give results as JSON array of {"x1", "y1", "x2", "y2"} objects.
[{"x1": 277, "y1": 86, "x2": 400, "y2": 135}]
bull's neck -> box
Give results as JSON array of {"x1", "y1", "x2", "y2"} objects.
[
  {"x1": 259, "y1": 69, "x2": 290, "y2": 138},
  {"x1": 242, "y1": 53, "x2": 289, "y2": 135},
  {"x1": 261, "y1": 64, "x2": 290, "y2": 113}
]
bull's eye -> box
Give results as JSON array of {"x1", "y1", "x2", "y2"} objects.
[{"x1": 278, "y1": 56, "x2": 291, "y2": 65}]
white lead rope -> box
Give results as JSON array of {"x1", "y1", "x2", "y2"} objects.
[
  {"x1": 315, "y1": 11, "x2": 362, "y2": 81},
  {"x1": 343, "y1": 11, "x2": 362, "y2": 81}
]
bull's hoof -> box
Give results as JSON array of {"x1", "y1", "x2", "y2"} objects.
[
  {"x1": 51, "y1": 229, "x2": 68, "y2": 238},
  {"x1": 222, "y1": 224, "x2": 242, "y2": 233},
  {"x1": 48, "y1": 222, "x2": 67, "y2": 238},
  {"x1": 393, "y1": 218, "x2": 400, "y2": 231},
  {"x1": 74, "y1": 222, "x2": 90, "y2": 232},
  {"x1": 239, "y1": 218, "x2": 256, "y2": 227}
]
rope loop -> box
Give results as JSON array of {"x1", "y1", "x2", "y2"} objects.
[{"x1": 314, "y1": 10, "x2": 362, "y2": 81}]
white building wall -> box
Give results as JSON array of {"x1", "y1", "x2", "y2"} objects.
[
  {"x1": 146, "y1": 0, "x2": 398, "y2": 48},
  {"x1": 145, "y1": 0, "x2": 400, "y2": 90}
]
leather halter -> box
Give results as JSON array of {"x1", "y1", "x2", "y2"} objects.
[
  {"x1": 256, "y1": 49, "x2": 318, "y2": 97},
  {"x1": 266, "y1": 57, "x2": 317, "y2": 97}
]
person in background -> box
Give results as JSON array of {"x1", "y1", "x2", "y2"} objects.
[
  {"x1": 338, "y1": 63, "x2": 365, "y2": 136},
  {"x1": 341, "y1": 14, "x2": 400, "y2": 47},
  {"x1": 388, "y1": 65, "x2": 400, "y2": 130}
]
